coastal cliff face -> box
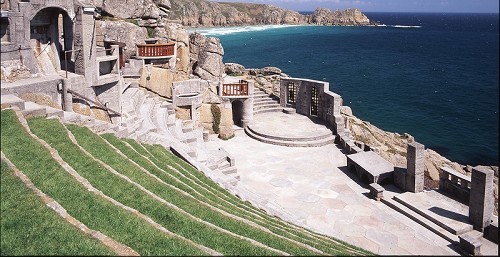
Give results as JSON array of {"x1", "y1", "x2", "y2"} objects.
[
  {"x1": 89, "y1": 0, "x2": 374, "y2": 27},
  {"x1": 309, "y1": 8, "x2": 371, "y2": 25}
]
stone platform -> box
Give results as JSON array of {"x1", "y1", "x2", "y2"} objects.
[
  {"x1": 244, "y1": 112, "x2": 335, "y2": 147},
  {"x1": 394, "y1": 190, "x2": 474, "y2": 235}
]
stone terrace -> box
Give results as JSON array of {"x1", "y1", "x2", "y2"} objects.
[{"x1": 205, "y1": 113, "x2": 498, "y2": 256}]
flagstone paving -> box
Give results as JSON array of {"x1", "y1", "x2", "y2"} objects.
[{"x1": 206, "y1": 129, "x2": 459, "y2": 255}]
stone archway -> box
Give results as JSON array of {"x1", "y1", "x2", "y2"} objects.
[
  {"x1": 232, "y1": 100, "x2": 244, "y2": 127},
  {"x1": 30, "y1": 7, "x2": 73, "y2": 74}
]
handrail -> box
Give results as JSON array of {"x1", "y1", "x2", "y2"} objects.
[
  {"x1": 222, "y1": 81, "x2": 249, "y2": 96},
  {"x1": 63, "y1": 49, "x2": 82, "y2": 78},
  {"x1": 67, "y1": 89, "x2": 121, "y2": 116},
  {"x1": 136, "y1": 43, "x2": 175, "y2": 58}
]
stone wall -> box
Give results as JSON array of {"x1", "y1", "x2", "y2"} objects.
[{"x1": 280, "y1": 77, "x2": 344, "y2": 135}]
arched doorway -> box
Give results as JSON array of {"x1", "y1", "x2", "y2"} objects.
[
  {"x1": 232, "y1": 100, "x2": 244, "y2": 127},
  {"x1": 30, "y1": 7, "x2": 73, "y2": 74}
]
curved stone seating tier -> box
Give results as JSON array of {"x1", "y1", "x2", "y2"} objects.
[
  {"x1": 244, "y1": 112, "x2": 336, "y2": 147},
  {"x1": 253, "y1": 88, "x2": 282, "y2": 115}
]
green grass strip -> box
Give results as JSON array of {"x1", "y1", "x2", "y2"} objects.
[
  {"x1": 142, "y1": 142, "x2": 372, "y2": 255},
  {"x1": 0, "y1": 110, "x2": 205, "y2": 256},
  {"x1": 101, "y1": 134, "x2": 323, "y2": 255},
  {"x1": 102, "y1": 134, "x2": 369, "y2": 255},
  {"x1": 31, "y1": 118, "x2": 281, "y2": 256},
  {"x1": 67, "y1": 123, "x2": 320, "y2": 255},
  {"x1": 0, "y1": 160, "x2": 114, "y2": 256}
]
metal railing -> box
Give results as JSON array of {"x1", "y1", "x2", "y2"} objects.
[
  {"x1": 222, "y1": 80, "x2": 249, "y2": 96},
  {"x1": 67, "y1": 89, "x2": 121, "y2": 116},
  {"x1": 136, "y1": 42, "x2": 175, "y2": 58}
]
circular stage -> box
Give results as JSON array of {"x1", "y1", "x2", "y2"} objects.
[{"x1": 245, "y1": 111, "x2": 336, "y2": 147}]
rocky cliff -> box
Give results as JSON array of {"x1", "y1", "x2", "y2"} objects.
[{"x1": 89, "y1": 0, "x2": 375, "y2": 27}]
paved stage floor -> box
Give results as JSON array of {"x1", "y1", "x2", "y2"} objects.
[{"x1": 205, "y1": 113, "x2": 498, "y2": 255}]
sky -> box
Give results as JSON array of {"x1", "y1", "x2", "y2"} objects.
[{"x1": 210, "y1": 0, "x2": 500, "y2": 13}]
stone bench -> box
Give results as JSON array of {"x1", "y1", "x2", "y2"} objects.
[
  {"x1": 369, "y1": 183, "x2": 384, "y2": 201},
  {"x1": 459, "y1": 230, "x2": 482, "y2": 256}
]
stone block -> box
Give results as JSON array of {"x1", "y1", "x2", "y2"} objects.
[
  {"x1": 459, "y1": 230, "x2": 482, "y2": 256},
  {"x1": 369, "y1": 183, "x2": 384, "y2": 201},
  {"x1": 469, "y1": 167, "x2": 494, "y2": 231},
  {"x1": 484, "y1": 217, "x2": 498, "y2": 244},
  {"x1": 406, "y1": 142, "x2": 425, "y2": 193},
  {"x1": 394, "y1": 167, "x2": 407, "y2": 191}
]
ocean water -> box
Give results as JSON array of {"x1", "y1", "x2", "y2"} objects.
[{"x1": 197, "y1": 13, "x2": 499, "y2": 166}]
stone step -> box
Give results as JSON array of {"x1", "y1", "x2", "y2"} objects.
[
  {"x1": 253, "y1": 99, "x2": 278, "y2": 106},
  {"x1": 381, "y1": 197, "x2": 459, "y2": 244},
  {"x1": 393, "y1": 193, "x2": 474, "y2": 236},
  {"x1": 218, "y1": 161, "x2": 231, "y2": 170},
  {"x1": 246, "y1": 123, "x2": 333, "y2": 142},
  {"x1": 220, "y1": 165, "x2": 237, "y2": 175},
  {"x1": 21, "y1": 101, "x2": 47, "y2": 118},
  {"x1": 253, "y1": 107, "x2": 283, "y2": 115},
  {"x1": 91, "y1": 121, "x2": 109, "y2": 133},
  {"x1": 62, "y1": 111, "x2": 82, "y2": 123},
  {"x1": 1, "y1": 94, "x2": 26, "y2": 110},
  {"x1": 253, "y1": 103, "x2": 281, "y2": 111},
  {"x1": 45, "y1": 106, "x2": 64, "y2": 118},
  {"x1": 244, "y1": 126, "x2": 335, "y2": 147},
  {"x1": 114, "y1": 126, "x2": 129, "y2": 138}
]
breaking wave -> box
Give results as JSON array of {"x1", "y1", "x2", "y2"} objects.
[{"x1": 188, "y1": 25, "x2": 298, "y2": 36}]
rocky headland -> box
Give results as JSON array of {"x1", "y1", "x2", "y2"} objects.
[{"x1": 88, "y1": 0, "x2": 377, "y2": 27}]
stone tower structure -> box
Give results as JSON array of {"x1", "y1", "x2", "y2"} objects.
[{"x1": 406, "y1": 142, "x2": 425, "y2": 193}]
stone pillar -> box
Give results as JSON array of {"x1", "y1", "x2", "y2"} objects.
[
  {"x1": 73, "y1": 7, "x2": 96, "y2": 95},
  {"x1": 469, "y1": 167, "x2": 494, "y2": 231},
  {"x1": 406, "y1": 142, "x2": 425, "y2": 193},
  {"x1": 61, "y1": 78, "x2": 73, "y2": 112}
]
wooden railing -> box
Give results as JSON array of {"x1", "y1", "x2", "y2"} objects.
[
  {"x1": 222, "y1": 81, "x2": 249, "y2": 96},
  {"x1": 136, "y1": 42, "x2": 175, "y2": 58}
]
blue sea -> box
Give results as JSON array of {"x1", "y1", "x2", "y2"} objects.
[{"x1": 195, "y1": 13, "x2": 499, "y2": 166}]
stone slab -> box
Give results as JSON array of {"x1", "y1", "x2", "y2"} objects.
[{"x1": 394, "y1": 190, "x2": 473, "y2": 235}]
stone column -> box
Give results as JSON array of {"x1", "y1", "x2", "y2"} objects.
[
  {"x1": 469, "y1": 167, "x2": 494, "y2": 231},
  {"x1": 406, "y1": 142, "x2": 425, "y2": 193},
  {"x1": 73, "y1": 7, "x2": 96, "y2": 95},
  {"x1": 62, "y1": 78, "x2": 73, "y2": 112}
]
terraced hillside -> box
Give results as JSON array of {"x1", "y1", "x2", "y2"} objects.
[{"x1": 1, "y1": 108, "x2": 372, "y2": 255}]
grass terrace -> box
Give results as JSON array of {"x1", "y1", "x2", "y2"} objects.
[{"x1": 0, "y1": 108, "x2": 373, "y2": 255}]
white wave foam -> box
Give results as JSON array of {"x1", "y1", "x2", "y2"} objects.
[
  {"x1": 389, "y1": 25, "x2": 422, "y2": 28},
  {"x1": 188, "y1": 25, "x2": 298, "y2": 36}
]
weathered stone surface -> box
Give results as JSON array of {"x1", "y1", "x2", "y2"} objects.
[
  {"x1": 191, "y1": 34, "x2": 225, "y2": 81},
  {"x1": 309, "y1": 8, "x2": 372, "y2": 25},
  {"x1": 97, "y1": 20, "x2": 147, "y2": 58},
  {"x1": 406, "y1": 142, "x2": 425, "y2": 193},
  {"x1": 469, "y1": 167, "x2": 494, "y2": 231},
  {"x1": 94, "y1": 0, "x2": 164, "y2": 19},
  {"x1": 1, "y1": 60, "x2": 31, "y2": 82},
  {"x1": 139, "y1": 66, "x2": 174, "y2": 98},
  {"x1": 260, "y1": 66, "x2": 282, "y2": 76},
  {"x1": 225, "y1": 63, "x2": 246, "y2": 75}
]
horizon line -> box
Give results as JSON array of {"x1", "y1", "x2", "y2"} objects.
[{"x1": 295, "y1": 10, "x2": 499, "y2": 14}]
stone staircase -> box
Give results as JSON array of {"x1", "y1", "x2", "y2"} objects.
[
  {"x1": 253, "y1": 88, "x2": 282, "y2": 115},
  {"x1": 1, "y1": 91, "x2": 239, "y2": 186},
  {"x1": 381, "y1": 188, "x2": 474, "y2": 246}
]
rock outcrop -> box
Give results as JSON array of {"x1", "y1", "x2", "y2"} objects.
[
  {"x1": 190, "y1": 33, "x2": 225, "y2": 81},
  {"x1": 309, "y1": 8, "x2": 373, "y2": 25},
  {"x1": 97, "y1": 20, "x2": 147, "y2": 59},
  {"x1": 0, "y1": 60, "x2": 32, "y2": 82},
  {"x1": 224, "y1": 64, "x2": 289, "y2": 95}
]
